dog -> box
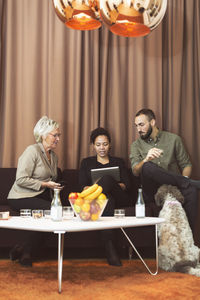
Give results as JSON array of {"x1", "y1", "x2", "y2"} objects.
[{"x1": 155, "y1": 184, "x2": 200, "y2": 276}]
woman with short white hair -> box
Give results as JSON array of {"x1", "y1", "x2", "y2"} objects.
[{"x1": 8, "y1": 116, "x2": 62, "y2": 266}]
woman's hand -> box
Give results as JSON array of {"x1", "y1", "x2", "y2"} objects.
[
  {"x1": 83, "y1": 186, "x2": 90, "y2": 190},
  {"x1": 118, "y1": 183, "x2": 126, "y2": 190},
  {"x1": 41, "y1": 181, "x2": 63, "y2": 190}
]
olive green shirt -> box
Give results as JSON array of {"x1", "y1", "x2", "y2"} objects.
[
  {"x1": 8, "y1": 143, "x2": 58, "y2": 199},
  {"x1": 130, "y1": 130, "x2": 192, "y2": 175}
]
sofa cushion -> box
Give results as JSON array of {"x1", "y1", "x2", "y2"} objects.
[{"x1": 0, "y1": 168, "x2": 17, "y2": 205}]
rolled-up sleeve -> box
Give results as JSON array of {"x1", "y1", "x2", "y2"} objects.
[
  {"x1": 175, "y1": 136, "x2": 192, "y2": 171},
  {"x1": 130, "y1": 142, "x2": 143, "y2": 169}
]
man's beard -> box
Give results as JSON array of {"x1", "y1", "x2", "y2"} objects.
[{"x1": 140, "y1": 124, "x2": 152, "y2": 140}]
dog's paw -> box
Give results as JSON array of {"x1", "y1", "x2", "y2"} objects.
[{"x1": 188, "y1": 267, "x2": 200, "y2": 277}]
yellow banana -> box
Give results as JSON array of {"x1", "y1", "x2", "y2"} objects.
[
  {"x1": 80, "y1": 183, "x2": 98, "y2": 198},
  {"x1": 84, "y1": 185, "x2": 103, "y2": 201}
]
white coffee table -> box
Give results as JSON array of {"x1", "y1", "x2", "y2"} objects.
[{"x1": 0, "y1": 216, "x2": 164, "y2": 293}]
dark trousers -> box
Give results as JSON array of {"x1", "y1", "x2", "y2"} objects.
[
  {"x1": 98, "y1": 175, "x2": 132, "y2": 215},
  {"x1": 141, "y1": 162, "x2": 198, "y2": 231},
  {"x1": 8, "y1": 193, "x2": 51, "y2": 255},
  {"x1": 97, "y1": 175, "x2": 132, "y2": 243}
]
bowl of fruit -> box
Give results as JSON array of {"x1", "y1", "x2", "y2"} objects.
[{"x1": 68, "y1": 184, "x2": 108, "y2": 221}]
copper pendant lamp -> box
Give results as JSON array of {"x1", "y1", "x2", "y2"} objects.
[
  {"x1": 52, "y1": 0, "x2": 167, "y2": 37},
  {"x1": 100, "y1": 0, "x2": 167, "y2": 37},
  {"x1": 53, "y1": 0, "x2": 102, "y2": 31}
]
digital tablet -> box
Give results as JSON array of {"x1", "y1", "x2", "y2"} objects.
[{"x1": 91, "y1": 166, "x2": 120, "y2": 184}]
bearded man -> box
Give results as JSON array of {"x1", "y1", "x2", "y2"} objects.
[{"x1": 130, "y1": 108, "x2": 200, "y2": 233}]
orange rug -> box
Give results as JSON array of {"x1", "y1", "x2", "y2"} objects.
[{"x1": 0, "y1": 259, "x2": 200, "y2": 300}]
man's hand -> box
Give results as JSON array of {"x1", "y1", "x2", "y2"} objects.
[
  {"x1": 133, "y1": 148, "x2": 163, "y2": 176},
  {"x1": 144, "y1": 148, "x2": 163, "y2": 162},
  {"x1": 182, "y1": 165, "x2": 192, "y2": 178}
]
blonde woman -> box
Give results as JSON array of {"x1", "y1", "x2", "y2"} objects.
[{"x1": 8, "y1": 116, "x2": 62, "y2": 266}]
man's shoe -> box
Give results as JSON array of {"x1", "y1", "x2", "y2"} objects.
[
  {"x1": 19, "y1": 252, "x2": 32, "y2": 267},
  {"x1": 105, "y1": 240, "x2": 122, "y2": 267},
  {"x1": 9, "y1": 245, "x2": 23, "y2": 261},
  {"x1": 189, "y1": 179, "x2": 200, "y2": 189}
]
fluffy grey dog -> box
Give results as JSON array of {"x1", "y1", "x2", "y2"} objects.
[{"x1": 155, "y1": 184, "x2": 200, "y2": 276}]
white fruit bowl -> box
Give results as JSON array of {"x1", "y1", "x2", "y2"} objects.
[{"x1": 69, "y1": 197, "x2": 108, "y2": 221}]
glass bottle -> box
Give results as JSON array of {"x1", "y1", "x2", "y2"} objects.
[
  {"x1": 51, "y1": 188, "x2": 62, "y2": 221},
  {"x1": 135, "y1": 188, "x2": 145, "y2": 218}
]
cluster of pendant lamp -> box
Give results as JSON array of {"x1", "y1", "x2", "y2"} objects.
[{"x1": 53, "y1": 0, "x2": 167, "y2": 37}]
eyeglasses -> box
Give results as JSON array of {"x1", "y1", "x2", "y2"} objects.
[{"x1": 49, "y1": 133, "x2": 61, "y2": 138}]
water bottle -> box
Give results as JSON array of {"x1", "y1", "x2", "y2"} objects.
[
  {"x1": 135, "y1": 188, "x2": 145, "y2": 218},
  {"x1": 51, "y1": 188, "x2": 62, "y2": 221}
]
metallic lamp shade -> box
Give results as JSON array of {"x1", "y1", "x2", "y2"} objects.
[
  {"x1": 53, "y1": 0, "x2": 102, "y2": 30},
  {"x1": 53, "y1": 0, "x2": 167, "y2": 37}
]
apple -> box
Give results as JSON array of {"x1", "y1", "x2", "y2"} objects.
[
  {"x1": 68, "y1": 192, "x2": 78, "y2": 204},
  {"x1": 80, "y1": 211, "x2": 91, "y2": 221},
  {"x1": 68, "y1": 192, "x2": 78, "y2": 199}
]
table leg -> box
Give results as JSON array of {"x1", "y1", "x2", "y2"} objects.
[
  {"x1": 120, "y1": 224, "x2": 159, "y2": 275},
  {"x1": 57, "y1": 232, "x2": 65, "y2": 293}
]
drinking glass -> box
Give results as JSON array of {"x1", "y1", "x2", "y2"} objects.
[
  {"x1": 114, "y1": 209, "x2": 125, "y2": 218},
  {"x1": 32, "y1": 210, "x2": 43, "y2": 219},
  {"x1": 44, "y1": 210, "x2": 51, "y2": 218},
  {"x1": 62, "y1": 206, "x2": 74, "y2": 219},
  {"x1": 0, "y1": 211, "x2": 10, "y2": 219},
  {"x1": 20, "y1": 209, "x2": 31, "y2": 217}
]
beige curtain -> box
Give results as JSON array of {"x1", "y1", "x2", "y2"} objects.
[
  {"x1": 0, "y1": 0, "x2": 199, "y2": 174},
  {"x1": 0, "y1": 0, "x2": 200, "y2": 244}
]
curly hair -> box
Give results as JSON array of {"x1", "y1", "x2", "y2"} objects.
[
  {"x1": 155, "y1": 185, "x2": 184, "y2": 207},
  {"x1": 90, "y1": 127, "x2": 111, "y2": 144}
]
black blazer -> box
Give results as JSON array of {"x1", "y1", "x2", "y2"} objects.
[{"x1": 79, "y1": 156, "x2": 131, "y2": 191}]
